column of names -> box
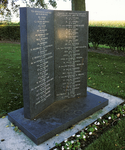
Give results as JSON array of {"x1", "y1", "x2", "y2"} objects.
[
  {"x1": 29, "y1": 10, "x2": 54, "y2": 106},
  {"x1": 55, "y1": 11, "x2": 87, "y2": 100}
]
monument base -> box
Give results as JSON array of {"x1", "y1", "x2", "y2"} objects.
[{"x1": 8, "y1": 92, "x2": 108, "y2": 145}]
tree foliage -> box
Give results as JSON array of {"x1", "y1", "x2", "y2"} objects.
[
  {"x1": 0, "y1": 0, "x2": 86, "y2": 22},
  {"x1": 0, "y1": 0, "x2": 57, "y2": 20},
  {"x1": 24, "y1": 0, "x2": 57, "y2": 8},
  {"x1": 0, "y1": 0, "x2": 9, "y2": 15}
]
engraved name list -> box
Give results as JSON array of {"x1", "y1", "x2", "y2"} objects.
[{"x1": 20, "y1": 7, "x2": 88, "y2": 119}]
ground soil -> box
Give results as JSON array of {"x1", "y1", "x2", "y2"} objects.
[
  {"x1": 0, "y1": 40, "x2": 125, "y2": 57},
  {"x1": 0, "y1": 40, "x2": 20, "y2": 44},
  {"x1": 88, "y1": 47, "x2": 125, "y2": 57}
]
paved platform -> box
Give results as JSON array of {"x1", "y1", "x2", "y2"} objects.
[{"x1": 0, "y1": 87, "x2": 124, "y2": 150}]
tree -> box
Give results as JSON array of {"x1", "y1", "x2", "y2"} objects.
[
  {"x1": 23, "y1": 0, "x2": 57, "y2": 8},
  {"x1": 0, "y1": 0, "x2": 21, "y2": 21},
  {"x1": 72, "y1": 0, "x2": 86, "y2": 11},
  {"x1": 0, "y1": 0, "x2": 9, "y2": 15},
  {"x1": 0, "y1": 0, "x2": 57, "y2": 21},
  {"x1": 0, "y1": 0, "x2": 86, "y2": 22}
]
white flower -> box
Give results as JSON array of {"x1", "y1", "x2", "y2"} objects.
[
  {"x1": 66, "y1": 143, "x2": 69, "y2": 146},
  {"x1": 85, "y1": 128, "x2": 88, "y2": 130},
  {"x1": 97, "y1": 122, "x2": 100, "y2": 125},
  {"x1": 100, "y1": 117, "x2": 102, "y2": 119},
  {"x1": 83, "y1": 135, "x2": 86, "y2": 139},
  {"x1": 64, "y1": 139, "x2": 67, "y2": 142},
  {"x1": 123, "y1": 114, "x2": 125, "y2": 116},
  {"x1": 53, "y1": 149, "x2": 57, "y2": 150},
  {"x1": 103, "y1": 120, "x2": 105, "y2": 124},
  {"x1": 67, "y1": 147, "x2": 70, "y2": 149},
  {"x1": 94, "y1": 121, "x2": 97, "y2": 125},
  {"x1": 89, "y1": 132, "x2": 92, "y2": 135},
  {"x1": 95, "y1": 127, "x2": 97, "y2": 130},
  {"x1": 61, "y1": 146, "x2": 64, "y2": 150},
  {"x1": 71, "y1": 140, "x2": 74, "y2": 144},
  {"x1": 108, "y1": 116, "x2": 111, "y2": 120},
  {"x1": 72, "y1": 134, "x2": 75, "y2": 137},
  {"x1": 77, "y1": 135, "x2": 80, "y2": 137}
]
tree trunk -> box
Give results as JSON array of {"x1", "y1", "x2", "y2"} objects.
[{"x1": 72, "y1": 0, "x2": 86, "y2": 11}]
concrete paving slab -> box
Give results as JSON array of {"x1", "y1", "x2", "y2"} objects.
[{"x1": 0, "y1": 87, "x2": 124, "y2": 150}]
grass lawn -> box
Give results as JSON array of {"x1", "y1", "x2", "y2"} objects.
[
  {"x1": 0, "y1": 43, "x2": 125, "y2": 150},
  {"x1": 89, "y1": 42, "x2": 110, "y2": 49},
  {"x1": 85, "y1": 117, "x2": 125, "y2": 150},
  {"x1": 88, "y1": 52, "x2": 125, "y2": 99},
  {"x1": 0, "y1": 43, "x2": 23, "y2": 117}
]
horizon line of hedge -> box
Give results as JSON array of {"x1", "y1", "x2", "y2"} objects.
[{"x1": 0, "y1": 25, "x2": 125, "y2": 51}]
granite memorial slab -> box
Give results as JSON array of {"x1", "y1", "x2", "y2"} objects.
[
  {"x1": 19, "y1": 8, "x2": 55, "y2": 119},
  {"x1": 8, "y1": 7, "x2": 108, "y2": 145},
  {"x1": 54, "y1": 11, "x2": 88, "y2": 101},
  {"x1": 8, "y1": 92, "x2": 108, "y2": 145}
]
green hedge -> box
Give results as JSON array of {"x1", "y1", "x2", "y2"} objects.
[
  {"x1": 89, "y1": 26, "x2": 125, "y2": 51},
  {"x1": 0, "y1": 26, "x2": 20, "y2": 41},
  {"x1": 0, "y1": 25, "x2": 125, "y2": 51}
]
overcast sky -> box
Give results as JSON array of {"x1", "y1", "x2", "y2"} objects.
[
  {"x1": 87, "y1": 0, "x2": 125, "y2": 20},
  {"x1": 52, "y1": 0, "x2": 125, "y2": 21},
  {"x1": 10, "y1": 0, "x2": 125, "y2": 21}
]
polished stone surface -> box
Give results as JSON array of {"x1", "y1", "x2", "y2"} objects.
[
  {"x1": 20, "y1": 8, "x2": 89, "y2": 119},
  {"x1": 20, "y1": 8, "x2": 55, "y2": 119},
  {"x1": 8, "y1": 92, "x2": 108, "y2": 145},
  {"x1": 54, "y1": 11, "x2": 88, "y2": 101}
]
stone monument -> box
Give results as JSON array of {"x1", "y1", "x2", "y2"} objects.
[{"x1": 8, "y1": 7, "x2": 108, "y2": 145}]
